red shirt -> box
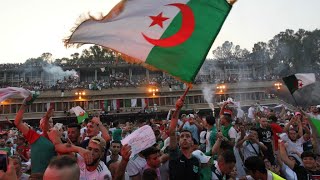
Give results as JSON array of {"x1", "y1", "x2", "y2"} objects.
[
  {"x1": 16, "y1": 145, "x2": 30, "y2": 161},
  {"x1": 270, "y1": 123, "x2": 283, "y2": 150}
]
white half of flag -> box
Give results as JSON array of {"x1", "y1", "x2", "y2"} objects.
[
  {"x1": 70, "y1": 106, "x2": 86, "y2": 116},
  {"x1": 295, "y1": 73, "x2": 316, "y2": 89}
]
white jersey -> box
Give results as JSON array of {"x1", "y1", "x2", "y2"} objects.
[
  {"x1": 126, "y1": 154, "x2": 146, "y2": 178},
  {"x1": 77, "y1": 154, "x2": 112, "y2": 180}
]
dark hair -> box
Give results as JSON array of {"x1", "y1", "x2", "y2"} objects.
[
  {"x1": 244, "y1": 156, "x2": 267, "y2": 174},
  {"x1": 250, "y1": 127, "x2": 258, "y2": 132},
  {"x1": 269, "y1": 115, "x2": 277, "y2": 123},
  {"x1": 301, "y1": 151, "x2": 316, "y2": 160},
  {"x1": 67, "y1": 123, "x2": 81, "y2": 130},
  {"x1": 205, "y1": 116, "x2": 216, "y2": 126},
  {"x1": 220, "y1": 150, "x2": 236, "y2": 164},
  {"x1": 220, "y1": 140, "x2": 233, "y2": 150},
  {"x1": 111, "y1": 140, "x2": 122, "y2": 146},
  {"x1": 154, "y1": 130, "x2": 161, "y2": 137},
  {"x1": 142, "y1": 168, "x2": 158, "y2": 180},
  {"x1": 48, "y1": 155, "x2": 78, "y2": 169},
  {"x1": 222, "y1": 114, "x2": 232, "y2": 123},
  {"x1": 180, "y1": 129, "x2": 192, "y2": 137},
  {"x1": 193, "y1": 138, "x2": 199, "y2": 145},
  {"x1": 142, "y1": 146, "x2": 160, "y2": 159},
  {"x1": 113, "y1": 121, "x2": 119, "y2": 127}
]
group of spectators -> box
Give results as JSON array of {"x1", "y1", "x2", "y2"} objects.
[{"x1": 0, "y1": 93, "x2": 319, "y2": 180}]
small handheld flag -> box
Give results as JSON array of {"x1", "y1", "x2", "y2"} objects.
[{"x1": 70, "y1": 106, "x2": 88, "y2": 124}]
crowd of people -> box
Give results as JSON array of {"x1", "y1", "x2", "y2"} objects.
[{"x1": 0, "y1": 93, "x2": 319, "y2": 180}]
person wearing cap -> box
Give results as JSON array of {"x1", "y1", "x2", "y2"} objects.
[
  {"x1": 192, "y1": 150, "x2": 212, "y2": 180},
  {"x1": 80, "y1": 116, "x2": 111, "y2": 165},
  {"x1": 77, "y1": 136, "x2": 112, "y2": 180},
  {"x1": 279, "y1": 141, "x2": 320, "y2": 180},
  {"x1": 179, "y1": 113, "x2": 202, "y2": 143},
  {"x1": 244, "y1": 156, "x2": 285, "y2": 180}
]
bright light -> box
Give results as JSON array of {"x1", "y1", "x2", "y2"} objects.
[{"x1": 274, "y1": 82, "x2": 282, "y2": 90}]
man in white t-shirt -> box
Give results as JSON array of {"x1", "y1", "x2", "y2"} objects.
[
  {"x1": 77, "y1": 136, "x2": 112, "y2": 180},
  {"x1": 126, "y1": 152, "x2": 146, "y2": 180},
  {"x1": 247, "y1": 105, "x2": 255, "y2": 123}
]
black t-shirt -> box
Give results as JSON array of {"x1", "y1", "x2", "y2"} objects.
[
  {"x1": 257, "y1": 127, "x2": 273, "y2": 146},
  {"x1": 293, "y1": 164, "x2": 320, "y2": 180},
  {"x1": 169, "y1": 147, "x2": 200, "y2": 180}
]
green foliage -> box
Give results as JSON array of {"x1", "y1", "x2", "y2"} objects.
[{"x1": 212, "y1": 29, "x2": 320, "y2": 76}]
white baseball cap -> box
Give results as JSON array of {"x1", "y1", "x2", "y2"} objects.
[
  {"x1": 192, "y1": 150, "x2": 211, "y2": 163},
  {"x1": 187, "y1": 114, "x2": 195, "y2": 118},
  {"x1": 199, "y1": 131, "x2": 206, "y2": 144}
]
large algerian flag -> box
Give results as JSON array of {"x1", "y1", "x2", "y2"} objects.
[
  {"x1": 65, "y1": 0, "x2": 232, "y2": 83},
  {"x1": 70, "y1": 106, "x2": 89, "y2": 124},
  {"x1": 282, "y1": 73, "x2": 316, "y2": 94}
]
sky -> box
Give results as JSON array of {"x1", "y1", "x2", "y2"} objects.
[{"x1": 0, "y1": 0, "x2": 319, "y2": 64}]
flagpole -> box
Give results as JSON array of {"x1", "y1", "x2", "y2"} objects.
[{"x1": 290, "y1": 94, "x2": 299, "y2": 106}]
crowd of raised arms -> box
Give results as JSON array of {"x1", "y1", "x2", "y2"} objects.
[{"x1": 0, "y1": 94, "x2": 319, "y2": 180}]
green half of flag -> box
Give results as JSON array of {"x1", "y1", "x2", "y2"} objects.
[
  {"x1": 146, "y1": 0, "x2": 231, "y2": 82},
  {"x1": 77, "y1": 112, "x2": 88, "y2": 124},
  {"x1": 310, "y1": 117, "x2": 320, "y2": 136}
]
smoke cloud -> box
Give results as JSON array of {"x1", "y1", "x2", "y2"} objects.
[{"x1": 42, "y1": 64, "x2": 78, "y2": 85}]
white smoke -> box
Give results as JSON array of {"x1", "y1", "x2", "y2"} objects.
[
  {"x1": 42, "y1": 64, "x2": 78, "y2": 85},
  {"x1": 201, "y1": 83, "x2": 215, "y2": 110}
]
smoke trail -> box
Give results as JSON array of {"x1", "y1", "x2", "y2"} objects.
[{"x1": 42, "y1": 64, "x2": 78, "y2": 86}]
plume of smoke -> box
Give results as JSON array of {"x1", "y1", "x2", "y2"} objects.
[
  {"x1": 201, "y1": 83, "x2": 215, "y2": 111},
  {"x1": 42, "y1": 64, "x2": 78, "y2": 86}
]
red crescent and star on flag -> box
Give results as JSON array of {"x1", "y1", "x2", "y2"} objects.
[{"x1": 142, "y1": 3, "x2": 195, "y2": 47}]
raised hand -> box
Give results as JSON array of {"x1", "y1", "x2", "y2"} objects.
[
  {"x1": 79, "y1": 148, "x2": 93, "y2": 165},
  {"x1": 121, "y1": 144, "x2": 132, "y2": 161}
]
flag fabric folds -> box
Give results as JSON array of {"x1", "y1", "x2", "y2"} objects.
[
  {"x1": 0, "y1": 87, "x2": 31, "y2": 103},
  {"x1": 308, "y1": 117, "x2": 320, "y2": 155},
  {"x1": 70, "y1": 106, "x2": 88, "y2": 124},
  {"x1": 282, "y1": 73, "x2": 316, "y2": 94},
  {"x1": 65, "y1": 0, "x2": 232, "y2": 83}
]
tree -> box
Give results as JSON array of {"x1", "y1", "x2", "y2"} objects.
[{"x1": 212, "y1": 41, "x2": 249, "y2": 60}]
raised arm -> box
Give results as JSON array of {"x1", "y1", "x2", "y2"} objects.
[
  {"x1": 91, "y1": 117, "x2": 111, "y2": 143},
  {"x1": 14, "y1": 101, "x2": 31, "y2": 136},
  {"x1": 169, "y1": 98, "x2": 184, "y2": 150},
  {"x1": 279, "y1": 141, "x2": 295, "y2": 170},
  {"x1": 114, "y1": 144, "x2": 131, "y2": 180}
]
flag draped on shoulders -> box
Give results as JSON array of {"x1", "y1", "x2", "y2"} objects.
[
  {"x1": 282, "y1": 73, "x2": 316, "y2": 94},
  {"x1": 64, "y1": 0, "x2": 232, "y2": 83}
]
